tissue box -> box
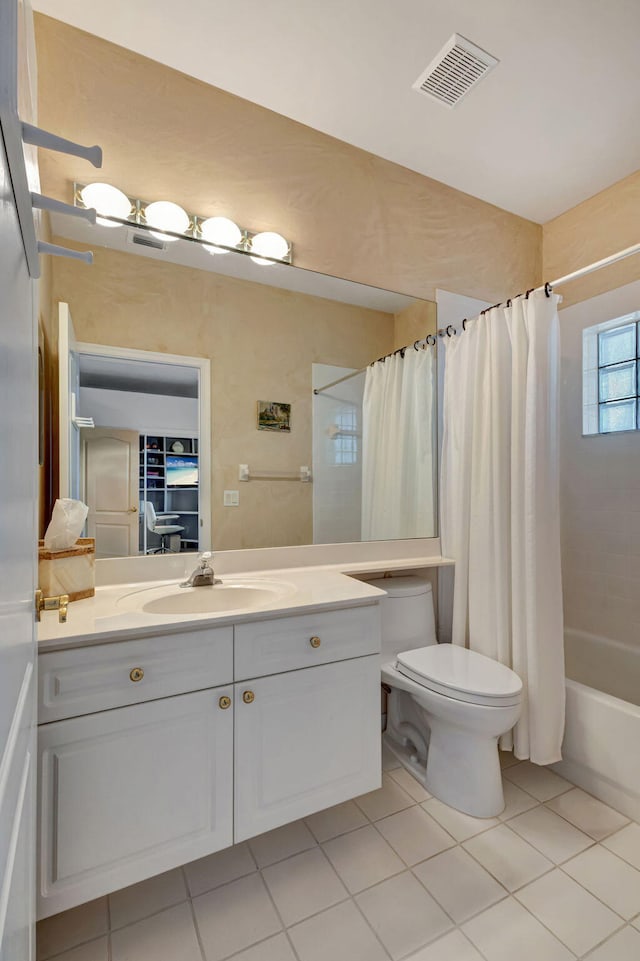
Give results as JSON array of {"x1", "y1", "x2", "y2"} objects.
[{"x1": 38, "y1": 538, "x2": 95, "y2": 602}]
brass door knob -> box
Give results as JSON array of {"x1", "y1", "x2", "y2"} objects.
[
  {"x1": 242, "y1": 690, "x2": 255, "y2": 704},
  {"x1": 219, "y1": 695, "x2": 231, "y2": 710},
  {"x1": 310, "y1": 636, "x2": 321, "y2": 648},
  {"x1": 129, "y1": 667, "x2": 144, "y2": 682},
  {"x1": 128, "y1": 506, "x2": 138, "y2": 513}
]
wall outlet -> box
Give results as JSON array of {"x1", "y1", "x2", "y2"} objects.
[{"x1": 223, "y1": 490, "x2": 240, "y2": 507}]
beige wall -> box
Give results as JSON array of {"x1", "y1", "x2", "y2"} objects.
[
  {"x1": 560, "y1": 280, "x2": 640, "y2": 650},
  {"x1": 34, "y1": 12, "x2": 545, "y2": 551},
  {"x1": 545, "y1": 170, "x2": 640, "y2": 647},
  {"x1": 34, "y1": 15, "x2": 541, "y2": 306},
  {"x1": 50, "y1": 242, "x2": 396, "y2": 549},
  {"x1": 543, "y1": 169, "x2": 640, "y2": 310},
  {"x1": 393, "y1": 301, "x2": 437, "y2": 351}
]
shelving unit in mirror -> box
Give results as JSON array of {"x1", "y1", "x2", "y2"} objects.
[{"x1": 139, "y1": 434, "x2": 200, "y2": 553}]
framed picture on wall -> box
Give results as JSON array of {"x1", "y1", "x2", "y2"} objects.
[{"x1": 257, "y1": 401, "x2": 291, "y2": 432}]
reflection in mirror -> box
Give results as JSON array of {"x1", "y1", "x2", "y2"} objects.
[
  {"x1": 52, "y1": 218, "x2": 438, "y2": 556},
  {"x1": 79, "y1": 352, "x2": 204, "y2": 557}
]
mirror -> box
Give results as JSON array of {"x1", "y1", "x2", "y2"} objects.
[{"x1": 52, "y1": 217, "x2": 438, "y2": 556}]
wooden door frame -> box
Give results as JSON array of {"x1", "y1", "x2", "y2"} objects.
[{"x1": 76, "y1": 342, "x2": 211, "y2": 553}]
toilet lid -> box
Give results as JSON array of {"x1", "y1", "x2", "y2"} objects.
[{"x1": 395, "y1": 645, "x2": 522, "y2": 706}]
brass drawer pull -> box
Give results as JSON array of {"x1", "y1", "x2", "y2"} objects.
[
  {"x1": 242, "y1": 690, "x2": 255, "y2": 704},
  {"x1": 129, "y1": 667, "x2": 144, "y2": 682},
  {"x1": 310, "y1": 636, "x2": 321, "y2": 648},
  {"x1": 219, "y1": 695, "x2": 231, "y2": 710}
]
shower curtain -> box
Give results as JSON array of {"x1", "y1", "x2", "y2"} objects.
[
  {"x1": 362, "y1": 346, "x2": 436, "y2": 540},
  {"x1": 440, "y1": 289, "x2": 565, "y2": 764}
]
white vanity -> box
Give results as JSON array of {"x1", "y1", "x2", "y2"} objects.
[{"x1": 36, "y1": 568, "x2": 387, "y2": 919}]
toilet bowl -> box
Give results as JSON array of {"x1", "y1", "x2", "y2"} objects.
[{"x1": 368, "y1": 576, "x2": 522, "y2": 818}]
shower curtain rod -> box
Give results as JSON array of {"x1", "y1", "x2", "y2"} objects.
[
  {"x1": 312, "y1": 333, "x2": 436, "y2": 395},
  {"x1": 436, "y1": 239, "x2": 640, "y2": 338},
  {"x1": 313, "y1": 239, "x2": 640, "y2": 395}
]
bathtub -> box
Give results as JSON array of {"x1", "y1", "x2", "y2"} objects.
[{"x1": 552, "y1": 628, "x2": 640, "y2": 821}]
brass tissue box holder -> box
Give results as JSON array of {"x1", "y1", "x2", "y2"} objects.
[{"x1": 38, "y1": 537, "x2": 96, "y2": 604}]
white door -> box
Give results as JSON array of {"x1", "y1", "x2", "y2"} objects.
[
  {"x1": 58, "y1": 302, "x2": 82, "y2": 500},
  {"x1": 234, "y1": 657, "x2": 381, "y2": 841},
  {"x1": 84, "y1": 428, "x2": 139, "y2": 556},
  {"x1": 0, "y1": 87, "x2": 37, "y2": 961},
  {"x1": 38, "y1": 687, "x2": 234, "y2": 918}
]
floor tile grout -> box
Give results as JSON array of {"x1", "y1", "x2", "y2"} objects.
[
  {"x1": 37, "y1": 753, "x2": 640, "y2": 961},
  {"x1": 254, "y1": 862, "x2": 299, "y2": 961},
  {"x1": 347, "y1": 898, "x2": 394, "y2": 961}
]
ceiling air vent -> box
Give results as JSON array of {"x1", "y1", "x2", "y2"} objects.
[
  {"x1": 413, "y1": 34, "x2": 498, "y2": 108},
  {"x1": 126, "y1": 228, "x2": 166, "y2": 251}
]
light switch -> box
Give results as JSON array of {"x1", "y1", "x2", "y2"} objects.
[{"x1": 224, "y1": 490, "x2": 240, "y2": 507}]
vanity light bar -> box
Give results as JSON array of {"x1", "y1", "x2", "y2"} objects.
[{"x1": 73, "y1": 183, "x2": 293, "y2": 265}]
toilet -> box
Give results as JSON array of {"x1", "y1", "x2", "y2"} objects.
[{"x1": 369, "y1": 575, "x2": 523, "y2": 818}]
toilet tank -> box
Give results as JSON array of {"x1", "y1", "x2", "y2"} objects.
[{"x1": 367, "y1": 575, "x2": 437, "y2": 659}]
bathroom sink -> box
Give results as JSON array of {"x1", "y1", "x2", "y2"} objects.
[
  {"x1": 142, "y1": 584, "x2": 281, "y2": 615},
  {"x1": 117, "y1": 577, "x2": 294, "y2": 617}
]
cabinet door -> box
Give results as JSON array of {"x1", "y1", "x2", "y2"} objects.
[
  {"x1": 234, "y1": 656, "x2": 380, "y2": 842},
  {"x1": 38, "y1": 687, "x2": 233, "y2": 919}
]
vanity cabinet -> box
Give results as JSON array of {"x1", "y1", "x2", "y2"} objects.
[
  {"x1": 38, "y1": 686, "x2": 234, "y2": 917},
  {"x1": 234, "y1": 655, "x2": 380, "y2": 840},
  {"x1": 37, "y1": 602, "x2": 381, "y2": 918}
]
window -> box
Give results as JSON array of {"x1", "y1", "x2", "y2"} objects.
[
  {"x1": 583, "y1": 311, "x2": 640, "y2": 434},
  {"x1": 332, "y1": 407, "x2": 359, "y2": 465}
]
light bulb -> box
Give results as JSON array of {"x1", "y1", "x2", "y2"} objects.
[
  {"x1": 249, "y1": 231, "x2": 289, "y2": 265},
  {"x1": 200, "y1": 216, "x2": 242, "y2": 255},
  {"x1": 79, "y1": 183, "x2": 131, "y2": 227},
  {"x1": 144, "y1": 201, "x2": 189, "y2": 242}
]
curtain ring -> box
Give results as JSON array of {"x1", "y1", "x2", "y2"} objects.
[
  {"x1": 525, "y1": 288, "x2": 534, "y2": 299},
  {"x1": 446, "y1": 325, "x2": 456, "y2": 337},
  {"x1": 544, "y1": 281, "x2": 552, "y2": 297},
  {"x1": 462, "y1": 319, "x2": 468, "y2": 331},
  {"x1": 426, "y1": 334, "x2": 436, "y2": 346},
  {"x1": 506, "y1": 299, "x2": 512, "y2": 308},
  {"x1": 400, "y1": 347, "x2": 406, "y2": 358},
  {"x1": 413, "y1": 339, "x2": 420, "y2": 351}
]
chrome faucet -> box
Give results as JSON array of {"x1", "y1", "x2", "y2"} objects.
[{"x1": 180, "y1": 552, "x2": 220, "y2": 588}]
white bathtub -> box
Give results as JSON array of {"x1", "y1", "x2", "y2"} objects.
[{"x1": 552, "y1": 628, "x2": 640, "y2": 821}]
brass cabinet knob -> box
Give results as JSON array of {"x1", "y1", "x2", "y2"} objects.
[
  {"x1": 129, "y1": 667, "x2": 144, "y2": 682},
  {"x1": 218, "y1": 695, "x2": 231, "y2": 710},
  {"x1": 242, "y1": 690, "x2": 255, "y2": 704},
  {"x1": 310, "y1": 636, "x2": 321, "y2": 648}
]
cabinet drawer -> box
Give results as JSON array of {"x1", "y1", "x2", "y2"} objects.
[
  {"x1": 38, "y1": 627, "x2": 233, "y2": 722},
  {"x1": 234, "y1": 604, "x2": 380, "y2": 680}
]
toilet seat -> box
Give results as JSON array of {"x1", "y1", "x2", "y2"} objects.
[{"x1": 395, "y1": 644, "x2": 522, "y2": 707}]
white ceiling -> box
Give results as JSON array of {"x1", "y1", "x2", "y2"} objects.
[
  {"x1": 79, "y1": 353, "x2": 199, "y2": 397},
  {"x1": 34, "y1": 0, "x2": 640, "y2": 222}
]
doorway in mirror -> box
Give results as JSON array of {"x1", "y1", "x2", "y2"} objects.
[{"x1": 57, "y1": 308, "x2": 211, "y2": 558}]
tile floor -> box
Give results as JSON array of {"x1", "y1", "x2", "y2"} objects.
[{"x1": 37, "y1": 747, "x2": 640, "y2": 961}]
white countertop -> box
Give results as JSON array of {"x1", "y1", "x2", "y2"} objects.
[
  {"x1": 38, "y1": 556, "x2": 454, "y2": 653},
  {"x1": 36, "y1": 568, "x2": 385, "y2": 652}
]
